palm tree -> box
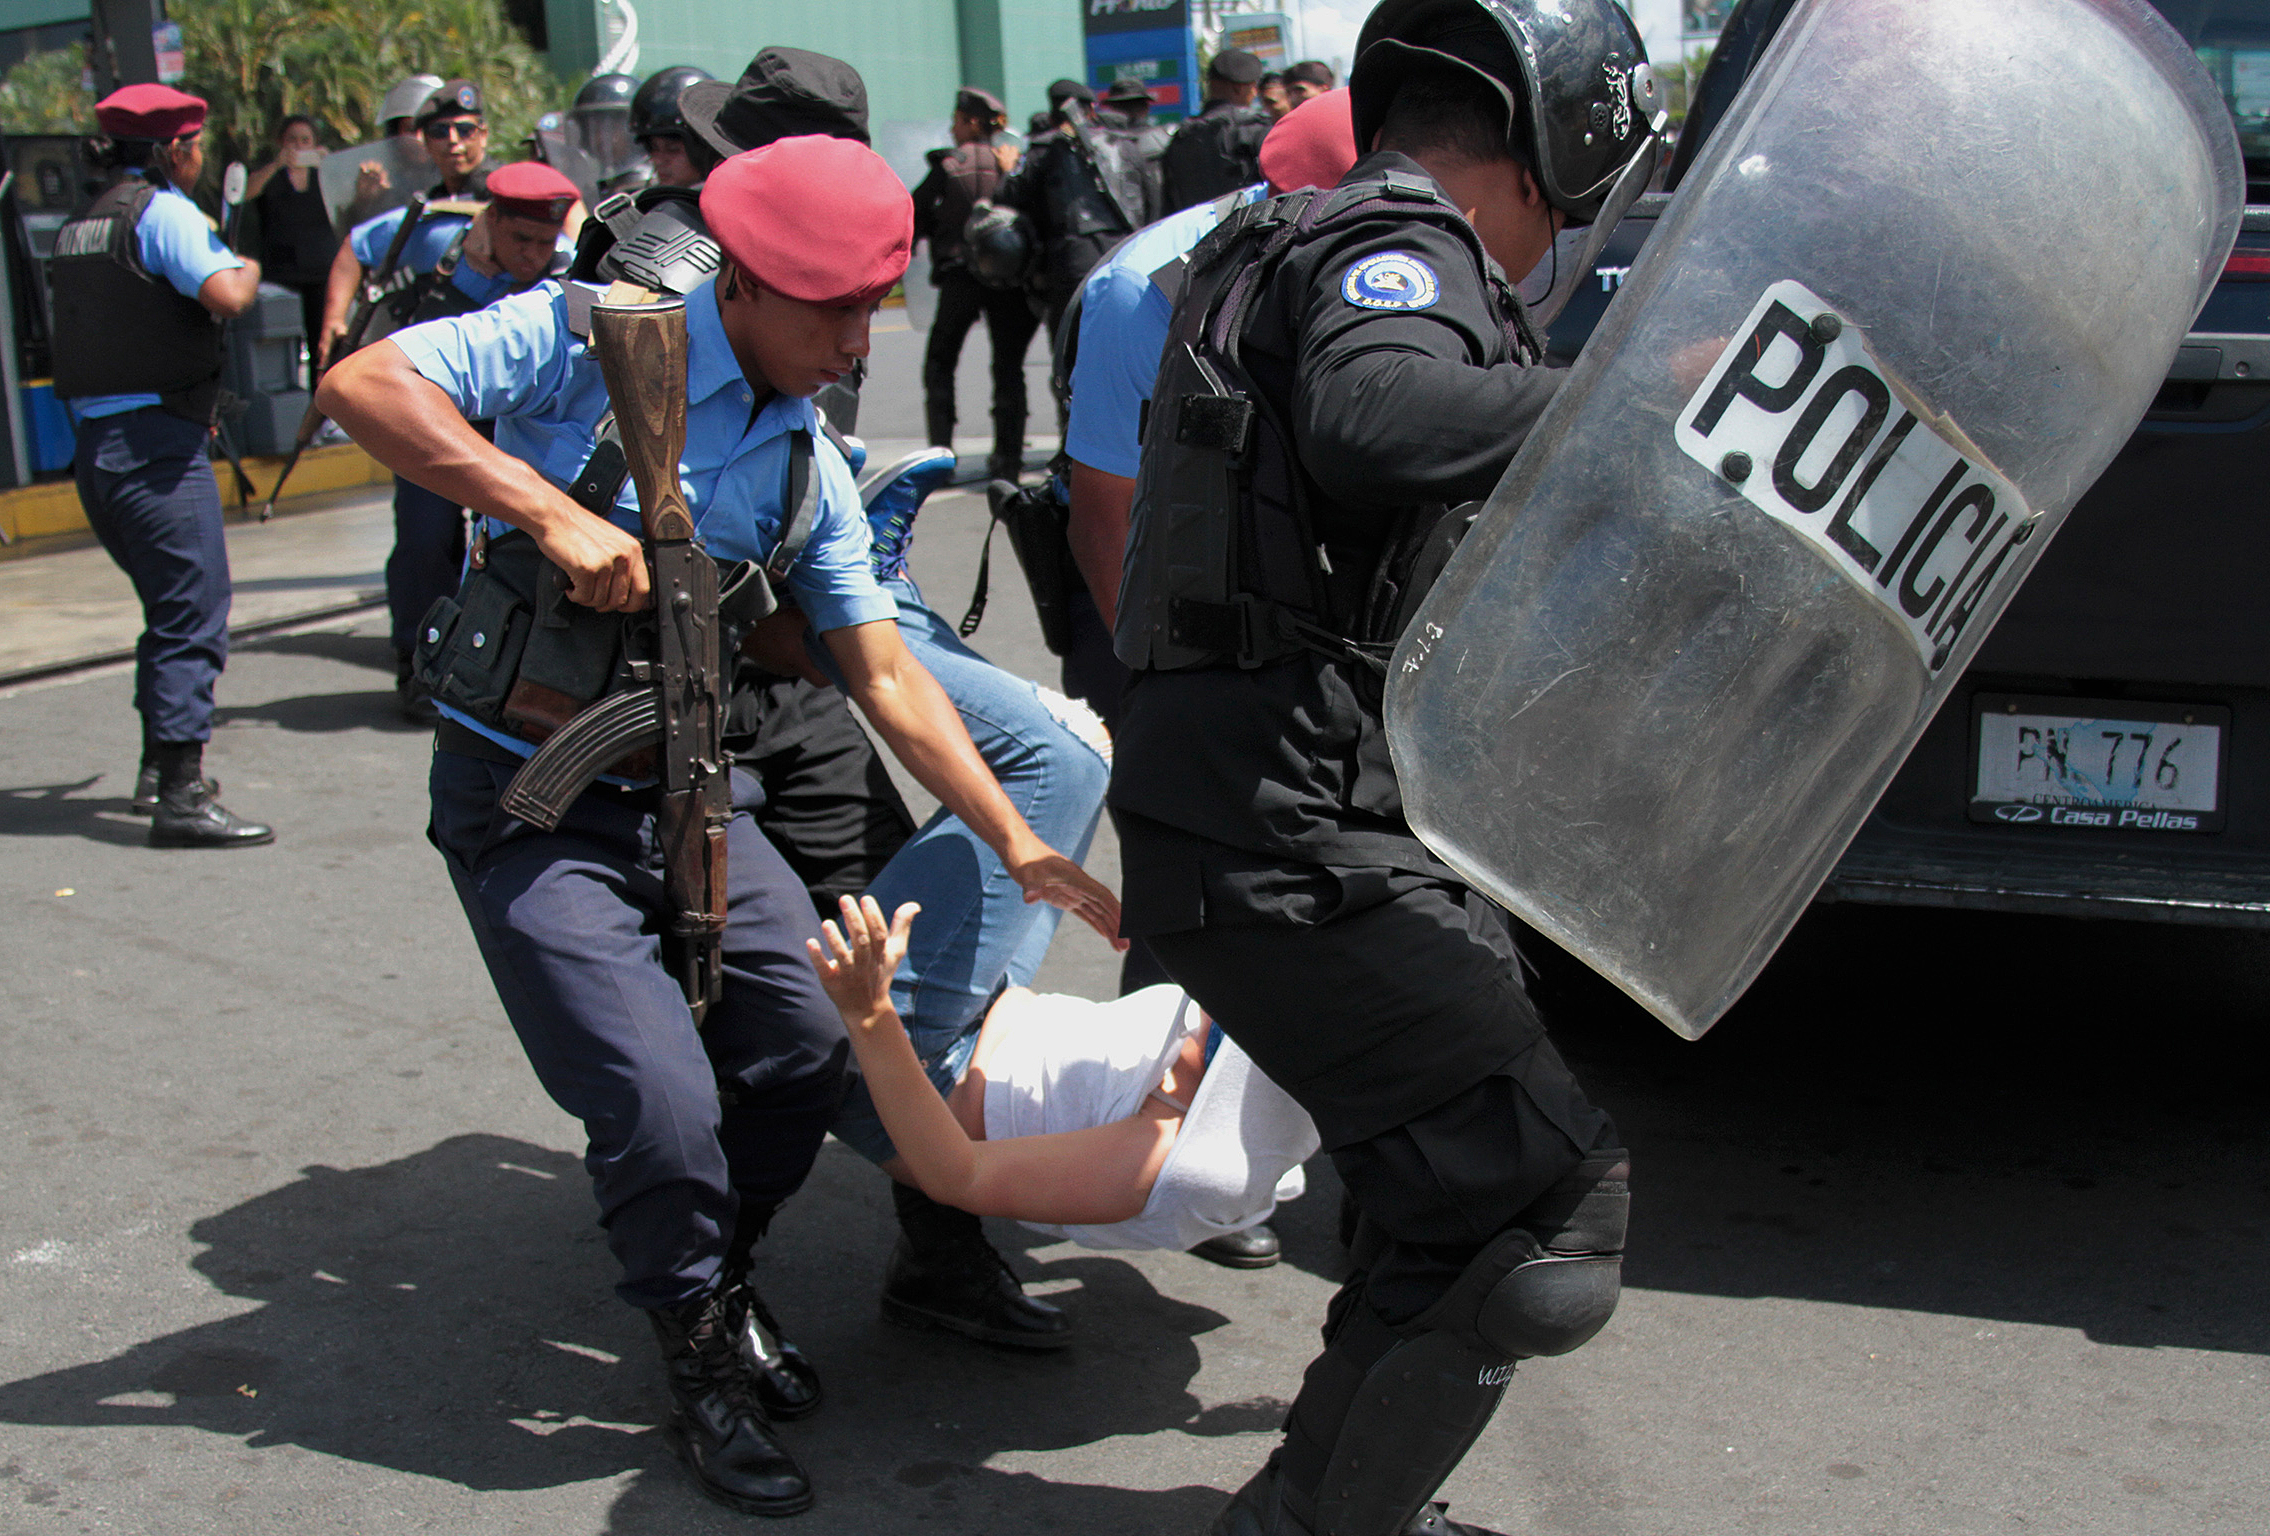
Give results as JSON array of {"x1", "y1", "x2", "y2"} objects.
[{"x1": 1, "y1": 0, "x2": 562, "y2": 193}]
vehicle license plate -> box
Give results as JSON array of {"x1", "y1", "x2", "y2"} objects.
[
  {"x1": 1674, "y1": 280, "x2": 2036, "y2": 673},
  {"x1": 1969, "y1": 694, "x2": 2227, "y2": 832}
]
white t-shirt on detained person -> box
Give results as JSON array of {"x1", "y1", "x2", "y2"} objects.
[{"x1": 981, "y1": 985, "x2": 1319, "y2": 1251}]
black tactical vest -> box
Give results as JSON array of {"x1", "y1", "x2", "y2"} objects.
[
  {"x1": 48, "y1": 178, "x2": 226, "y2": 425},
  {"x1": 1114, "y1": 171, "x2": 1540, "y2": 675},
  {"x1": 357, "y1": 227, "x2": 498, "y2": 350}
]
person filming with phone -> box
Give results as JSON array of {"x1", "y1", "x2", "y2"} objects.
[{"x1": 244, "y1": 115, "x2": 337, "y2": 387}]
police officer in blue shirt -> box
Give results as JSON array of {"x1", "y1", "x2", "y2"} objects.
[
  {"x1": 1060, "y1": 87, "x2": 1358, "y2": 736},
  {"x1": 319, "y1": 82, "x2": 551, "y2": 721},
  {"x1": 318, "y1": 134, "x2": 1120, "y2": 1517},
  {"x1": 49, "y1": 85, "x2": 273, "y2": 848}
]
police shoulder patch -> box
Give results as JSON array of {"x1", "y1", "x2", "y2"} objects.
[{"x1": 1341, "y1": 251, "x2": 1440, "y2": 312}]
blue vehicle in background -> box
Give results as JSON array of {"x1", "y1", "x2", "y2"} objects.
[{"x1": 1548, "y1": 0, "x2": 2270, "y2": 928}]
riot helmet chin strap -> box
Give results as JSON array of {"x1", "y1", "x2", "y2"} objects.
[{"x1": 1524, "y1": 120, "x2": 1664, "y2": 329}]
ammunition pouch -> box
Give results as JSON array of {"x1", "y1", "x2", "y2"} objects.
[{"x1": 414, "y1": 528, "x2": 774, "y2": 754}]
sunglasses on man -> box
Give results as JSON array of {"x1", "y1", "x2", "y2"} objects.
[{"x1": 422, "y1": 119, "x2": 483, "y2": 142}]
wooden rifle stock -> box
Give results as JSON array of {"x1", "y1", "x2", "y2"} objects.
[
  {"x1": 260, "y1": 194, "x2": 431, "y2": 519},
  {"x1": 586, "y1": 298, "x2": 730, "y2": 1020}
]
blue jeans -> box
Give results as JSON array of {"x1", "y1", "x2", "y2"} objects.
[{"x1": 828, "y1": 575, "x2": 1111, "y2": 1163}]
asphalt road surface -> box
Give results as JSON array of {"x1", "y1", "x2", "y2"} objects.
[{"x1": 1, "y1": 322, "x2": 2266, "y2": 1535}]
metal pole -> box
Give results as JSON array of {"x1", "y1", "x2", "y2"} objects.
[
  {"x1": 0, "y1": 170, "x2": 29, "y2": 495},
  {"x1": 88, "y1": 0, "x2": 165, "y2": 96}
]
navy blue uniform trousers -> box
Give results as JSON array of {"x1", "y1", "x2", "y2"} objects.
[
  {"x1": 428, "y1": 748, "x2": 852, "y2": 1310},
  {"x1": 389, "y1": 475, "x2": 468, "y2": 660},
  {"x1": 73, "y1": 408, "x2": 230, "y2": 744}
]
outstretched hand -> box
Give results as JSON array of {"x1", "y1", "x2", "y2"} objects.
[
  {"x1": 807, "y1": 895, "x2": 919, "y2": 1026},
  {"x1": 1009, "y1": 853, "x2": 1127, "y2": 952}
]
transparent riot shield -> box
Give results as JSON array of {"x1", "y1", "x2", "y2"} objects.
[
  {"x1": 1385, "y1": 0, "x2": 2243, "y2": 1038},
  {"x1": 319, "y1": 136, "x2": 432, "y2": 228}
]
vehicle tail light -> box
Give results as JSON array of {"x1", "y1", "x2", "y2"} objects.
[{"x1": 2222, "y1": 250, "x2": 2270, "y2": 281}]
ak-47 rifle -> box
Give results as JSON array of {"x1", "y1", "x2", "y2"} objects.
[
  {"x1": 499, "y1": 297, "x2": 733, "y2": 1020},
  {"x1": 258, "y1": 193, "x2": 430, "y2": 520}
]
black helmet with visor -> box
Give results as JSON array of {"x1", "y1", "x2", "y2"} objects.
[{"x1": 1351, "y1": 0, "x2": 1664, "y2": 227}]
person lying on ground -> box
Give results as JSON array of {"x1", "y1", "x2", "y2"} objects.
[{"x1": 809, "y1": 895, "x2": 1319, "y2": 1250}]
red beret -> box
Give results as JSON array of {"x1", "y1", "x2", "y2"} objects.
[
  {"x1": 486, "y1": 160, "x2": 580, "y2": 224},
  {"x1": 700, "y1": 135, "x2": 912, "y2": 307},
  {"x1": 1260, "y1": 87, "x2": 1359, "y2": 196},
  {"x1": 94, "y1": 84, "x2": 207, "y2": 142}
]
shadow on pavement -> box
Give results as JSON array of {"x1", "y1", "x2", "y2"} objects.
[
  {"x1": 214, "y1": 691, "x2": 426, "y2": 735},
  {"x1": 239, "y1": 629, "x2": 398, "y2": 673},
  {"x1": 0, "y1": 1134, "x2": 1261, "y2": 1528},
  {"x1": 0, "y1": 775, "x2": 149, "y2": 846},
  {"x1": 1532, "y1": 903, "x2": 2270, "y2": 1357}
]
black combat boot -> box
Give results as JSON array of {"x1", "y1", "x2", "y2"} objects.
[
  {"x1": 131, "y1": 734, "x2": 215, "y2": 816},
  {"x1": 1191, "y1": 1221, "x2": 1281, "y2": 1269},
  {"x1": 146, "y1": 743, "x2": 273, "y2": 849},
  {"x1": 879, "y1": 1181, "x2": 1071, "y2": 1349},
  {"x1": 721, "y1": 1215, "x2": 823, "y2": 1422},
  {"x1": 649, "y1": 1286, "x2": 815, "y2": 1517}
]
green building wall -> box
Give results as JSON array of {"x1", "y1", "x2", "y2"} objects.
[{"x1": 545, "y1": 0, "x2": 1085, "y2": 183}]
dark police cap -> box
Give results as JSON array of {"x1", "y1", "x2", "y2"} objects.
[
  {"x1": 1208, "y1": 48, "x2": 1265, "y2": 84},
  {"x1": 955, "y1": 85, "x2": 1007, "y2": 121},
  {"x1": 417, "y1": 79, "x2": 484, "y2": 125},
  {"x1": 1101, "y1": 76, "x2": 1154, "y2": 104},
  {"x1": 1047, "y1": 77, "x2": 1094, "y2": 106},
  {"x1": 680, "y1": 47, "x2": 870, "y2": 161}
]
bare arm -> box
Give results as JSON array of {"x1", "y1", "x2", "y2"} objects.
[
  {"x1": 1066, "y1": 460, "x2": 1135, "y2": 631},
  {"x1": 822, "y1": 619, "x2": 1123, "y2": 947},
  {"x1": 810, "y1": 897, "x2": 1169, "y2": 1223},
  {"x1": 242, "y1": 157, "x2": 284, "y2": 201},
  {"x1": 317, "y1": 238, "x2": 363, "y2": 368},
  {"x1": 316, "y1": 338, "x2": 651, "y2": 611},
  {"x1": 196, "y1": 258, "x2": 261, "y2": 319}
]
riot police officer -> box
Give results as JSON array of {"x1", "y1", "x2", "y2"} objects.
[
  {"x1": 995, "y1": 77, "x2": 1160, "y2": 355},
  {"x1": 1160, "y1": 48, "x2": 1272, "y2": 212},
  {"x1": 631, "y1": 64, "x2": 715, "y2": 188},
  {"x1": 1108, "y1": 2, "x2": 1658, "y2": 1531},
  {"x1": 571, "y1": 71, "x2": 648, "y2": 193},
  {"x1": 911, "y1": 86, "x2": 1038, "y2": 483},
  {"x1": 50, "y1": 84, "x2": 273, "y2": 848}
]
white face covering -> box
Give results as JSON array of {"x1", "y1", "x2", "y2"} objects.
[{"x1": 982, "y1": 986, "x2": 1320, "y2": 1252}]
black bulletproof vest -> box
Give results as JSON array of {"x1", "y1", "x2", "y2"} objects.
[
  {"x1": 1114, "y1": 172, "x2": 1537, "y2": 676},
  {"x1": 48, "y1": 178, "x2": 226, "y2": 425},
  {"x1": 358, "y1": 228, "x2": 495, "y2": 350}
]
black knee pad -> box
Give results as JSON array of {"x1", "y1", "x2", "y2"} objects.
[{"x1": 1420, "y1": 1149, "x2": 1630, "y2": 1361}]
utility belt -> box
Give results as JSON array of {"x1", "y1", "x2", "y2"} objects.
[
  {"x1": 410, "y1": 427, "x2": 818, "y2": 766},
  {"x1": 1162, "y1": 498, "x2": 1485, "y2": 686}
]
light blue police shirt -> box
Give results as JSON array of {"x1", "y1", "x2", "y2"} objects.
[
  {"x1": 67, "y1": 175, "x2": 244, "y2": 418},
  {"x1": 349, "y1": 207, "x2": 520, "y2": 309},
  {"x1": 1063, "y1": 184, "x2": 1265, "y2": 480},
  {"x1": 390, "y1": 276, "x2": 898, "y2": 757}
]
